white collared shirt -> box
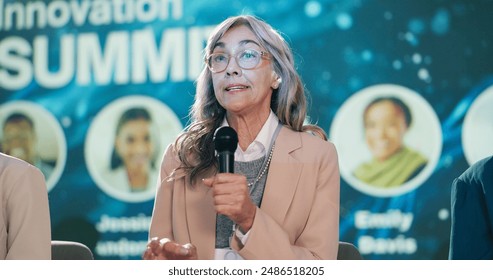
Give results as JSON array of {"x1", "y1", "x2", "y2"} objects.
[
  {"x1": 221, "y1": 110, "x2": 279, "y2": 162},
  {"x1": 215, "y1": 110, "x2": 279, "y2": 259}
]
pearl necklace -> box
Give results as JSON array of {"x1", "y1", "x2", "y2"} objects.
[{"x1": 247, "y1": 143, "x2": 275, "y2": 188}]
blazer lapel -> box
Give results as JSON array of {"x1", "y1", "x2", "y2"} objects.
[
  {"x1": 184, "y1": 177, "x2": 216, "y2": 259},
  {"x1": 182, "y1": 127, "x2": 302, "y2": 258},
  {"x1": 260, "y1": 127, "x2": 303, "y2": 223}
]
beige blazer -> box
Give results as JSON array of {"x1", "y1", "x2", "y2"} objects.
[
  {"x1": 149, "y1": 126, "x2": 340, "y2": 259},
  {"x1": 0, "y1": 153, "x2": 51, "y2": 260}
]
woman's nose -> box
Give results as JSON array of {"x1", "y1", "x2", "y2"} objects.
[
  {"x1": 375, "y1": 127, "x2": 387, "y2": 138},
  {"x1": 225, "y1": 57, "x2": 242, "y2": 76}
]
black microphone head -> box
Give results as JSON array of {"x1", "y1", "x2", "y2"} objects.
[{"x1": 214, "y1": 126, "x2": 238, "y2": 153}]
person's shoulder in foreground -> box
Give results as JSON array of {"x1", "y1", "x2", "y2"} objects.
[
  {"x1": 449, "y1": 155, "x2": 493, "y2": 260},
  {"x1": 0, "y1": 152, "x2": 51, "y2": 260},
  {"x1": 457, "y1": 155, "x2": 493, "y2": 183}
]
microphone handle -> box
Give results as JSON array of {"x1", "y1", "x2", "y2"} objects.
[{"x1": 218, "y1": 152, "x2": 234, "y2": 173}]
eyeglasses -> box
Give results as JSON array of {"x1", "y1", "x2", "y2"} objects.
[{"x1": 205, "y1": 49, "x2": 270, "y2": 73}]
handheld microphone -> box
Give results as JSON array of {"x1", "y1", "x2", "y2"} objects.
[{"x1": 213, "y1": 126, "x2": 238, "y2": 173}]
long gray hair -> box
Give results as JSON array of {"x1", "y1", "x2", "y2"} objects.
[{"x1": 174, "y1": 15, "x2": 326, "y2": 184}]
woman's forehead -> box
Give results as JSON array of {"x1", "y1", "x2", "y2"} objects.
[{"x1": 215, "y1": 26, "x2": 259, "y2": 46}]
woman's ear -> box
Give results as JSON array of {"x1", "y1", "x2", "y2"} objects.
[{"x1": 271, "y1": 72, "x2": 282, "y2": 89}]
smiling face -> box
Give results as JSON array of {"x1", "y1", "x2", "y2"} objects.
[
  {"x1": 364, "y1": 100, "x2": 408, "y2": 162},
  {"x1": 2, "y1": 119, "x2": 36, "y2": 164},
  {"x1": 115, "y1": 119, "x2": 154, "y2": 172},
  {"x1": 211, "y1": 25, "x2": 279, "y2": 117}
]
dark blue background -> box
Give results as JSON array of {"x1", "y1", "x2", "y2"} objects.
[{"x1": 1, "y1": 0, "x2": 492, "y2": 259}]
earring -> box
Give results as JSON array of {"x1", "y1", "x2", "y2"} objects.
[{"x1": 273, "y1": 77, "x2": 281, "y2": 89}]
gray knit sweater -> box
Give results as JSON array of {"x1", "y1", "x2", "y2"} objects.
[{"x1": 215, "y1": 157, "x2": 269, "y2": 248}]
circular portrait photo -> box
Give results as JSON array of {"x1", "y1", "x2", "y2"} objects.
[
  {"x1": 462, "y1": 84, "x2": 493, "y2": 165},
  {"x1": 0, "y1": 101, "x2": 67, "y2": 192},
  {"x1": 330, "y1": 84, "x2": 442, "y2": 197},
  {"x1": 85, "y1": 95, "x2": 183, "y2": 203}
]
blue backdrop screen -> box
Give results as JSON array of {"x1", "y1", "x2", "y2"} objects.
[{"x1": 1, "y1": 0, "x2": 492, "y2": 259}]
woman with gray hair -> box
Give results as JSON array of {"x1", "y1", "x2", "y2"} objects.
[{"x1": 144, "y1": 15, "x2": 339, "y2": 260}]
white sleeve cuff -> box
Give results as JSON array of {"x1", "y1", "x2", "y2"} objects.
[{"x1": 234, "y1": 225, "x2": 250, "y2": 245}]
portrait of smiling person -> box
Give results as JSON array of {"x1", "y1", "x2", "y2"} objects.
[
  {"x1": 104, "y1": 107, "x2": 158, "y2": 194},
  {"x1": 1, "y1": 112, "x2": 55, "y2": 180},
  {"x1": 85, "y1": 95, "x2": 183, "y2": 203},
  {"x1": 0, "y1": 101, "x2": 66, "y2": 193},
  {"x1": 143, "y1": 15, "x2": 340, "y2": 260},
  {"x1": 353, "y1": 96, "x2": 428, "y2": 188},
  {"x1": 330, "y1": 84, "x2": 442, "y2": 198}
]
